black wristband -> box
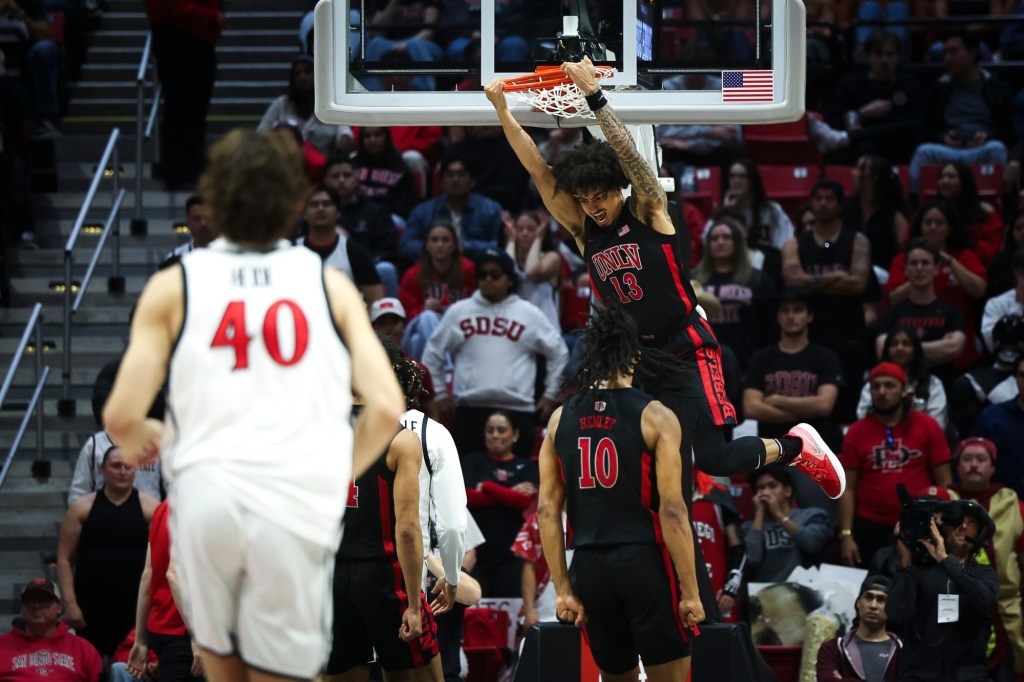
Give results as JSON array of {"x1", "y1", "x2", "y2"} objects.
[{"x1": 584, "y1": 89, "x2": 607, "y2": 112}]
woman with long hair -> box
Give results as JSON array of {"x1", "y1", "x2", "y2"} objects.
[
  {"x1": 257, "y1": 55, "x2": 353, "y2": 157},
  {"x1": 692, "y1": 215, "x2": 776, "y2": 370},
  {"x1": 885, "y1": 199, "x2": 987, "y2": 369},
  {"x1": 857, "y1": 327, "x2": 948, "y2": 428},
  {"x1": 502, "y1": 208, "x2": 562, "y2": 330},
  {"x1": 351, "y1": 126, "x2": 418, "y2": 219},
  {"x1": 709, "y1": 158, "x2": 795, "y2": 252},
  {"x1": 399, "y1": 220, "x2": 476, "y2": 359},
  {"x1": 986, "y1": 208, "x2": 1024, "y2": 296},
  {"x1": 842, "y1": 154, "x2": 911, "y2": 273},
  {"x1": 936, "y1": 161, "x2": 1004, "y2": 266}
]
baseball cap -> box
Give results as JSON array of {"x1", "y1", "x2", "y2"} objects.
[
  {"x1": 476, "y1": 249, "x2": 517, "y2": 281},
  {"x1": 955, "y1": 436, "x2": 998, "y2": 462},
  {"x1": 914, "y1": 485, "x2": 952, "y2": 501},
  {"x1": 858, "y1": 574, "x2": 892, "y2": 599},
  {"x1": 868, "y1": 361, "x2": 907, "y2": 386},
  {"x1": 21, "y1": 577, "x2": 60, "y2": 603},
  {"x1": 369, "y1": 298, "x2": 406, "y2": 323},
  {"x1": 775, "y1": 285, "x2": 812, "y2": 310}
]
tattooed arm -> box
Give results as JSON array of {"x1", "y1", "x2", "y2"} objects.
[{"x1": 562, "y1": 57, "x2": 674, "y2": 235}]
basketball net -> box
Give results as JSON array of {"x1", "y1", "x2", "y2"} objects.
[{"x1": 501, "y1": 65, "x2": 616, "y2": 120}]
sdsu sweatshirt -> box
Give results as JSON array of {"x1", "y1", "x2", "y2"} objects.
[{"x1": 0, "y1": 622, "x2": 102, "y2": 682}]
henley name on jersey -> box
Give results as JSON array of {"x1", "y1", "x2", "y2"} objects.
[
  {"x1": 579, "y1": 415, "x2": 618, "y2": 431},
  {"x1": 231, "y1": 266, "x2": 272, "y2": 287}
]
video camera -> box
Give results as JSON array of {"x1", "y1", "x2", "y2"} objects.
[{"x1": 896, "y1": 483, "x2": 995, "y2": 565}]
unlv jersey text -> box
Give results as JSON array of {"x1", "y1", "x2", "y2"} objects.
[
  {"x1": 459, "y1": 316, "x2": 525, "y2": 341},
  {"x1": 590, "y1": 243, "x2": 643, "y2": 281}
]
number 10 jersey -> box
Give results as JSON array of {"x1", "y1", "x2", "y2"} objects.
[{"x1": 165, "y1": 239, "x2": 353, "y2": 549}]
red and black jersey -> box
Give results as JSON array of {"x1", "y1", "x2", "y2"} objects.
[
  {"x1": 555, "y1": 387, "x2": 665, "y2": 548},
  {"x1": 338, "y1": 440, "x2": 398, "y2": 562},
  {"x1": 583, "y1": 207, "x2": 696, "y2": 338}
]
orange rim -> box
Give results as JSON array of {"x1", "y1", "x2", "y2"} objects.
[{"x1": 501, "y1": 65, "x2": 614, "y2": 92}]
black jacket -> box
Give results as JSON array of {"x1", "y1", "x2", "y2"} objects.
[
  {"x1": 922, "y1": 70, "x2": 1015, "y2": 144},
  {"x1": 886, "y1": 555, "x2": 999, "y2": 681}
]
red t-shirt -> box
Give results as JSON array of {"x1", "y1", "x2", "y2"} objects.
[
  {"x1": 885, "y1": 247, "x2": 987, "y2": 369},
  {"x1": 840, "y1": 411, "x2": 951, "y2": 525},
  {"x1": 147, "y1": 501, "x2": 187, "y2": 635},
  {"x1": 398, "y1": 258, "x2": 477, "y2": 320}
]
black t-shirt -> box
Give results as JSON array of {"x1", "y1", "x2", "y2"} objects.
[
  {"x1": 462, "y1": 451, "x2": 538, "y2": 562},
  {"x1": 875, "y1": 298, "x2": 966, "y2": 380},
  {"x1": 744, "y1": 342, "x2": 844, "y2": 442},
  {"x1": 855, "y1": 636, "x2": 894, "y2": 682},
  {"x1": 797, "y1": 227, "x2": 866, "y2": 347},
  {"x1": 703, "y1": 269, "x2": 776, "y2": 371},
  {"x1": 340, "y1": 197, "x2": 399, "y2": 263}
]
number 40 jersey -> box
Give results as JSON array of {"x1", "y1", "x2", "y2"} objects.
[
  {"x1": 554, "y1": 388, "x2": 667, "y2": 549},
  {"x1": 165, "y1": 240, "x2": 353, "y2": 549}
]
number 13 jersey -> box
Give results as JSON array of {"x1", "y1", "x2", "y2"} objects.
[
  {"x1": 554, "y1": 388, "x2": 664, "y2": 549},
  {"x1": 166, "y1": 239, "x2": 353, "y2": 549}
]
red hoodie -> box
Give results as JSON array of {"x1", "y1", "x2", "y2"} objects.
[{"x1": 0, "y1": 622, "x2": 102, "y2": 682}]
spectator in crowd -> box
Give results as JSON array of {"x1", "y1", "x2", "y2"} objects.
[
  {"x1": 935, "y1": 161, "x2": 1004, "y2": 266},
  {"x1": 981, "y1": 249, "x2": 1024, "y2": 353},
  {"x1": 447, "y1": 127, "x2": 533, "y2": 213},
  {"x1": 400, "y1": 153, "x2": 503, "y2": 263},
  {"x1": 950, "y1": 437, "x2": 1024, "y2": 680},
  {"x1": 502, "y1": 209, "x2": 562, "y2": 331},
  {"x1": 351, "y1": 126, "x2": 418, "y2": 220},
  {"x1": 56, "y1": 447, "x2": 158, "y2": 657},
  {"x1": 257, "y1": 55, "x2": 353, "y2": 158},
  {"x1": 127, "y1": 500, "x2": 202, "y2": 682},
  {"x1": 841, "y1": 155, "x2": 911, "y2": 278},
  {"x1": 810, "y1": 30, "x2": 922, "y2": 164},
  {"x1": 908, "y1": 30, "x2": 1014, "y2": 194},
  {"x1": 782, "y1": 179, "x2": 872, "y2": 422},
  {"x1": 859, "y1": 327, "x2": 949, "y2": 430},
  {"x1": 973, "y1": 353, "x2": 1024, "y2": 499},
  {"x1": 839, "y1": 362, "x2": 953, "y2": 569},
  {"x1": 874, "y1": 239, "x2": 967, "y2": 381},
  {"x1": 742, "y1": 464, "x2": 833, "y2": 583},
  {"x1": 145, "y1": 0, "x2": 223, "y2": 191},
  {"x1": 986, "y1": 209, "x2": 1024, "y2": 298},
  {"x1": 322, "y1": 155, "x2": 400, "y2": 293},
  {"x1": 950, "y1": 314, "x2": 1024, "y2": 439},
  {"x1": 711, "y1": 158, "x2": 795, "y2": 252},
  {"x1": 68, "y1": 430, "x2": 164, "y2": 505},
  {"x1": 462, "y1": 410, "x2": 539, "y2": 598},
  {"x1": 886, "y1": 499, "x2": 998, "y2": 681},
  {"x1": 885, "y1": 200, "x2": 987, "y2": 371},
  {"x1": 692, "y1": 471, "x2": 745, "y2": 623},
  {"x1": 815, "y1": 575, "x2": 902, "y2": 682},
  {"x1": 421, "y1": 249, "x2": 567, "y2": 457},
  {"x1": 0, "y1": 48, "x2": 35, "y2": 251},
  {"x1": 398, "y1": 220, "x2": 476, "y2": 360},
  {"x1": 297, "y1": 184, "x2": 384, "y2": 305},
  {"x1": 513, "y1": 508, "x2": 572, "y2": 628},
  {"x1": 743, "y1": 287, "x2": 844, "y2": 515},
  {"x1": 712, "y1": 205, "x2": 784, "y2": 287},
  {"x1": 161, "y1": 195, "x2": 215, "y2": 269},
  {"x1": 0, "y1": 578, "x2": 102, "y2": 682},
  {"x1": 362, "y1": 0, "x2": 443, "y2": 92},
  {"x1": 692, "y1": 215, "x2": 776, "y2": 371},
  {"x1": 2, "y1": 0, "x2": 62, "y2": 139}
]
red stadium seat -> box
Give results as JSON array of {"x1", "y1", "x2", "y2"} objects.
[
  {"x1": 729, "y1": 481, "x2": 755, "y2": 521},
  {"x1": 895, "y1": 164, "x2": 910, "y2": 198},
  {"x1": 744, "y1": 113, "x2": 824, "y2": 168},
  {"x1": 758, "y1": 164, "x2": 822, "y2": 222},
  {"x1": 919, "y1": 164, "x2": 941, "y2": 199},
  {"x1": 973, "y1": 163, "x2": 1004, "y2": 203},
  {"x1": 823, "y1": 165, "x2": 855, "y2": 195},
  {"x1": 682, "y1": 166, "x2": 721, "y2": 220}
]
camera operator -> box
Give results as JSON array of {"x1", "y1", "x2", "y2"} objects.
[{"x1": 886, "y1": 500, "x2": 999, "y2": 682}]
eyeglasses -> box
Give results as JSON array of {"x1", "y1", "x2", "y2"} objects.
[
  {"x1": 574, "y1": 191, "x2": 609, "y2": 205},
  {"x1": 307, "y1": 200, "x2": 335, "y2": 209},
  {"x1": 884, "y1": 428, "x2": 896, "y2": 450},
  {"x1": 478, "y1": 269, "x2": 505, "y2": 281}
]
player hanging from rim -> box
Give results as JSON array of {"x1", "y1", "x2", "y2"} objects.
[
  {"x1": 484, "y1": 57, "x2": 844, "y2": 503},
  {"x1": 537, "y1": 301, "x2": 704, "y2": 682}
]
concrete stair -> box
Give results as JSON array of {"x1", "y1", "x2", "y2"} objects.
[{"x1": 1, "y1": 0, "x2": 300, "y2": 630}]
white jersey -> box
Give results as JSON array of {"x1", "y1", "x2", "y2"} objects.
[
  {"x1": 165, "y1": 239, "x2": 353, "y2": 548},
  {"x1": 401, "y1": 408, "x2": 467, "y2": 586}
]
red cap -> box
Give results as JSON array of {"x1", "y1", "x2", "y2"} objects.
[
  {"x1": 868, "y1": 361, "x2": 907, "y2": 386},
  {"x1": 914, "y1": 485, "x2": 952, "y2": 501},
  {"x1": 955, "y1": 436, "x2": 998, "y2": 462}
]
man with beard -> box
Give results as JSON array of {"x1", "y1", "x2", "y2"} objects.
[{"x1": 838, "y1": 362, "x2": 952, "y2": 569}]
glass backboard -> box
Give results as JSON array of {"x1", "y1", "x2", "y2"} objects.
[{"x1": 313, "y1": 0, "x2": 805, "y2": 127}]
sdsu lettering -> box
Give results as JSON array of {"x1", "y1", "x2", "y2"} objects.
[{"x1": 459, "y1": 316, "x2": 525, "y2": 341}]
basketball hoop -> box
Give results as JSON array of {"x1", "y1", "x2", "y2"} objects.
[{"x1": 501, "y1": 65, "x2": 616, "y2": 120}]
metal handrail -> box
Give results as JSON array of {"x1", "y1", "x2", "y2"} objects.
[
  {"x1": 61, "y1": 129, "x2": 123, "y2": 415},
  {"x1": 132, "y1": 32, "x2": 160, "y2": 235},
  {"x1": 0, "y1": 303, "x2": 48, "y2": 494}
]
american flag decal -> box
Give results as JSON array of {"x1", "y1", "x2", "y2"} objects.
[
  {"x1": 722, "y1": 71, "x2": 774, "y2": 102},
  {"x1": 617, "y1": 225, "x2": 630, "y2": 236}
]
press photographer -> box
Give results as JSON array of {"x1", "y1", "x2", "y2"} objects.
[{"x1": 886, "y1": 495, "x2": 999, "y2": 681}]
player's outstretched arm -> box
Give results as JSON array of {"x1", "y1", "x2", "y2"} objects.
[
  {"x1": 562, "y1": 57, "x2": 669, "y2": 225},
  {"x1": 325, "y1": 267, "x2": 405, "y2": 479},
  {"x1": 643, "y1": 401, "x2": 705, "y2": 629},
  {"x1": 104, "y1": 267, "x2": 182, "y2": 465},
  {"x1": 389, "y1": 428, "x2": 425, "y2": 640},
  {"x1": 484, "y1": 79, "x2": 585, "y2": 238}
]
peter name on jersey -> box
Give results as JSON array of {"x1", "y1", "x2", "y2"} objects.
[{"x1": 231, "y1": 266, "x2": 272, "y2": 288}]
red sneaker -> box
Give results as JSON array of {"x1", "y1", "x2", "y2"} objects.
[{"x1": 785, "y1": 423, "x2": 846, "y2": 499}]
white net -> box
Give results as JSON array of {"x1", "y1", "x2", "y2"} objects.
[{"x1": 503, "y1": 68, "x2": 615, "y2": 120}]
